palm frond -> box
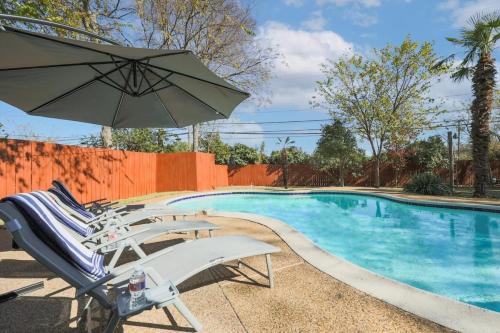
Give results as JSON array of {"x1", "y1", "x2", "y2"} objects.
[
  {"x1": 446, "y1": 37, "x2": 465, "y2": 45},
  {"x1": 432, "y1": 54, "x2": 455, "y2": 70},
  {"x1": 451, "y1": 66, "x2": 473, "y2": 82},
  {"x1": 460, "y1": 48, "x2": 478, "y2": 67},
  {"x1": 493, "y1": 32, "x2": 500, "y2": 44},
  {"x1": 446, "y1": 11, "x2": 500, "y2": 65},
  {"x1": 465, "y1": 11, "x2": 499, "y2": 29},
  {"x1": 482, "y1": 11, "x2": 500, "y2": 28}
]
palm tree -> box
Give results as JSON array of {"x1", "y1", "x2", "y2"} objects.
[
  {"x1": 441, "y1": 12, "x2": 500, "y2": 197},
  {"x1": 277, "y1": 137, "x2": 295, "y2": 189}
]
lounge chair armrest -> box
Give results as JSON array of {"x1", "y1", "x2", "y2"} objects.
[
  {"x1": 83, "y1": 198, "x2": 109, "y2": 206},
  {"x1": 76, "y1": 274, "x2": 116, "y2": 297},
  {"x1": 85, "y1": 210, "x2": 128, "y2": 226},
  {"x1": 76, "y1": 261, "x2": 152, "y2": 297},
  {"x1": 82, "y1": 218, "x2": 126, "y2": 241},
  {"x1": 92, "y1": 228, "x2": 151, "y2": 251}
]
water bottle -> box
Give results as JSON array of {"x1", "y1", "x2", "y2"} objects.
[
  {"x1": 107, "y1": 221, "x2": 118, "y2": 250},
  {"x1": 128, "y1": 265, "x2": 146, "y2": 309}
]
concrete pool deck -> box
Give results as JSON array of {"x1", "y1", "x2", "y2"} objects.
[
  {"x1": 0, "y1": 187, "x2": 498, "y2": 332},
  {"x1": 161, "y1": 189, "x2": 500, "y2": 333}
]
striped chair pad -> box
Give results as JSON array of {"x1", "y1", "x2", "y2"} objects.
[
  {"x1": 48, "y1": 187, "x2": 95, "y2": 219},
  {"x1": 31, "y1": 191, "x2": 94, "y2": 236},
  {"x1": 5, "y1": 193, "x2": 106, "y2": 279}
]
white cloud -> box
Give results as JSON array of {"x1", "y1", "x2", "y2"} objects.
[
  {"x1": 283, "y1": 0, "x2": 304, "y2": 7},
  {"x1": 316, "y1": 0, "x2": 380, "y2": 27},
  {"x1": 345, "y1": 9, "x2": 378, "y2": 26},
  {"x1": 316, "y1": 0, "x2": 381, "y2": 7},
  {"x1": 301, "y1": 10, "x2": 328, "y2": 31},
  {"x1": 257, "y1": 21, "x2": 354, "y2": 109},
  {"x1": 438, "y1": 0, "x2": 499, "y2": 27}
]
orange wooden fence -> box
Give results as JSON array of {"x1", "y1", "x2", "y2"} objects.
[
  {"x1": 1, "y1": 139, "x2": 496, "y2": 202},
  {"x1": 228, "y1": 161, "x2": 500, "y2": 187},
  {"x1": 228, "y1": 164, "x2": 333, "y2": 187},
  {"x1": 0, "y1": 139, "x2": 226, "y2": 203},
  {"x1": 156, "y1": 152, "x2": 228, "y2": 191}
]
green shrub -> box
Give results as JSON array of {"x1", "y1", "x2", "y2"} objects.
[{"x1": 404, "y1": 172, "x2": 449, "y2": 195}]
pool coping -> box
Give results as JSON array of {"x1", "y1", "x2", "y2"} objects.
[{"x1": 159, "y1": 189, "x2": 500, "y2": 333}]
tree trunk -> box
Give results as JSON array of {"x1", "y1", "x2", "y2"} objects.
[
  {"x1": 470, "y1": 53, "x2": 495, "y2": 197},
  {"x1": 192, "y1": 124, "x2": 199, "y2": 152},
  {"x1": 339, "y1": 164, "x2": 344, "y2": 187},
  {"x1": 283, "y1": 149, "x2": 288, "y2": 189},
  {"x1": 101, "y1": 126, "x2": 113, "y2": 147},
  {"x1": 374, "y1": 157, "x2": 380, "y2": 188}
]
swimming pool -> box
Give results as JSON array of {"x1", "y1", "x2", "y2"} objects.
[{"x1": 168, "y1": 192, "x2": 500, "y2": 312}]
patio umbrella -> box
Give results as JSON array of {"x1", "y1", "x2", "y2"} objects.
[{"x1": 0, "y1": 23, "x2": 249, "y2": 128}]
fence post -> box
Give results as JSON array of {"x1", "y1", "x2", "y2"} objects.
[{"x1": 447, "y1": 131, "x2": 454, "y2": 193}]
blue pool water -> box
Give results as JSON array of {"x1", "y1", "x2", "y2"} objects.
[{"x1": 169, "y1": 192, "x2": 500, "y2": 312}]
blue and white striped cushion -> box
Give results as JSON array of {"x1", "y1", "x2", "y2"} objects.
[
  {"x1": 31, "y1": 191, "x2": 94, "y2": 237},
  {"x1": 52, "y1": 181, "x2": 87, "y2": 209},
  {"x1": 48, "y1": 187, "x2": 95, "y2": 219},
  {"x1": 6, "y1": 193, "x2": 106, "y2": 279}
]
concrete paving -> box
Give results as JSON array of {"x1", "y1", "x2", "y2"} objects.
[{"x1": 0, "y1": 213, "x2": 451, "y2": 332}]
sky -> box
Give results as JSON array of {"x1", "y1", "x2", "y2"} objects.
[{"x1": 1, "y1": 0, "x2": 499, "y2": 154}]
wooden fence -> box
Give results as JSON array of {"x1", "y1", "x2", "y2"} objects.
[
  {"x1": 1, "y1": 139, "x2": 496, "y2": 203},
  {"x1": 228, "y1": 161, "x2": 500, "y2": 188},
  {"x1": 228, "y1": 164, "x2": 333, "y2": 187},
  {"x1": 0, "y1": 139, "x2": 226, "y2": 203}
]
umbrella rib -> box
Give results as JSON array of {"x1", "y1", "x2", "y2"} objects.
[
  {"x1": 135, "y1": 50, "x2": 191, "y2": 62},
  {"x1": 0, "y1": 60, "x2": 126, "y2": 72},
  {"x1": 153, "y1": 90, "x2": 180, "y2": 128},
  {"x1": 111, "y1": 55, "x2": 134, "y2": 93},
  {"x1": 136, "y1": 60, "x2": 150, "y2": 94},
  {"x1": 111, "y1": 91, "x2": 125, "y2": 128},
  {"x1": 140, "y1": 72, "x2": 180, "y2": 127},
  {"x1": 142, "y1": 62, "x2": 250, "y2": 96},
  {"x1": 28, "y1": 62, "x2": 129, "y2": 113},
  {"x1": 138, "y1": 72, "x2": 174, "y2": 96},
  {"x1": 6, "y1": 26, "x2": 131, "y2": 61},
  {"x1": 146, "y1": 67, "x2": 228, "y2": 119},
  {"x1": 89, "y1": 64, "x2": 132, "y2": 94},
  {"x1": 96, "y1": 78, "x2": 131, "y2": 95},
  {"x1": 139, "y1": 83, "x2": 172, "y2": 97}
]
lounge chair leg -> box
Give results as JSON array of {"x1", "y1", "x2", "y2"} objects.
[
  {"x1": 130, "y1": 241, "x2": 147, "y2": 259},
  {"x1": 208, "y1": 229, "x2": 212, "y2": 237},
  {"x1": 79, "y1": 297, "x2": 93, "y2": 333},
  {"x1": 265, "y1": 254, "x2": 274, "y2": 289},
  {"x1": 194, "y1": 230, "x2": 199, "y2": 239},
  {"x1": 173, "y1": 299, "x2": 202, "y2": 332},
  {"x1": 237, "y1": 259, "x2": 242, "y2": 269},
  {"x1": 86, "y1": 301, "x2": 92, "y2": 333},
  {"x1": 108, "y1": 244, "x2": 125, "y2": 270},
  {"x1": 104, "y1": 310, "x2": 120, "y2": 333}
]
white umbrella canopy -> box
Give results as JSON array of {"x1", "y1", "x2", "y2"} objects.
[{"x1": 0, "y1": 24, "x2": 249, "y2": 128}]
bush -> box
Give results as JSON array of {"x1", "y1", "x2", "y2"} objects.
[{"x1": 404, "y1": 173, "x2": 449, "y2": 195}]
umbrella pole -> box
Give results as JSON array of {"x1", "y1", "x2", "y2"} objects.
[{"x1": 0, "y1": 14, "x2": 118, "y2": 45}]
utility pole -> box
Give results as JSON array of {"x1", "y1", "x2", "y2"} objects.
[
  {"x1": 447, "y1": 131, "x2": 454, "y2": 194},
  {"x1": 457, "y1": 122, "x2": 461, "y2": 159}
]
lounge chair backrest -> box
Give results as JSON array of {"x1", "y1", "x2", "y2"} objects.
[
  {"x1": 48, "y1": 187, "x2": 94, "y2": 219},
  {"x1": 0, "y1": 201, "x2": 113, "y2": 308},
  {"x1": 4, "y1": 194, "x2": 106, "y2": 280},
  {"x1": 31, "y1": 191, "x2": 94, "y2": 237},
  {"x1": 52, "y1": 180, "x2": 86, "y2": 209}
]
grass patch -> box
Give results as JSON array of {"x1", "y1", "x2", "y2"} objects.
[
  {"x1": 118, "y1": 191, "x2": 194, "y2": 205},
  {"x1": 451, "y1": 187, "x2": 500, "y2": 199}
]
